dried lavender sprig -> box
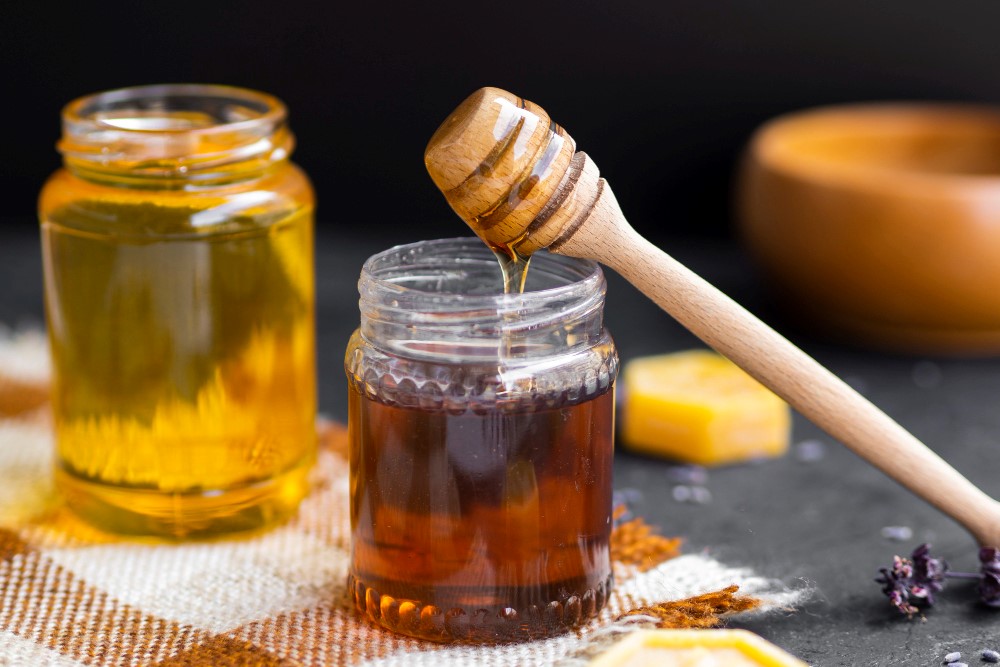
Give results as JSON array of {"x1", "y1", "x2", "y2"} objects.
[{"x1": 877, "y1": 543, "x2": 1000, "y2": 615}]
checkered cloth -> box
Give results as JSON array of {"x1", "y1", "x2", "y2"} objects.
[{"x1": 0, "y1": 330, "x2": 803, "y2": 666}]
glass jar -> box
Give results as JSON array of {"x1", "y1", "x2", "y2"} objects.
[
  {"x1": 38, "y1": 84, "x2": 316, "y2": 538},
  {"x1": 345, "y1": 238, "x2": 619, "y2": 642}
]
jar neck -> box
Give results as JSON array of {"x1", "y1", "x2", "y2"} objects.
[
  {"x1": 358, "y1": 238, "x2": 607, "y2": 362},
  {"x1": 58, "y1": 84, "x2": 294, "y2": 188}
]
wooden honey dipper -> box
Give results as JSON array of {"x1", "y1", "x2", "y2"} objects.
[{"x1": 425, "y1": 87, "x2": 1000, "y2": 550}]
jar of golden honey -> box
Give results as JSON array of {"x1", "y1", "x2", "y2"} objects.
[
  {"x1": 345, "y1": 238, "x2": 618, "y2": 642},
  {"x1": 39, "y1": 84, "x2": 316, "y2": 538}
]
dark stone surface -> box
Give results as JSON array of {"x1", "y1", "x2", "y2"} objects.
[{"x1": 3, "y1": 225, "x2": 999, "y2": 665}]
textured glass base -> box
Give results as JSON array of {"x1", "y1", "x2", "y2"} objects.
[{"x1": 348, "y1": 572, "x2": 613, "y2": 643}]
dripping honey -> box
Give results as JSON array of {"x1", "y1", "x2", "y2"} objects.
[{"x1": 493, "y1": 244, "x2": 532, "y2": 295}]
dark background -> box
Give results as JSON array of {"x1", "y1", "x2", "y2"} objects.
[{"x1": 4, "y1": 0, "x2": 1000, "y2": 243}]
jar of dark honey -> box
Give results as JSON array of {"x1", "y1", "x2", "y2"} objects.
[
  {"x1": 39, "y1": 84, "x2": 316, "y2": 538},
  {"x1": 345, "y1": 238, "x2": 618, "y2": 642}
]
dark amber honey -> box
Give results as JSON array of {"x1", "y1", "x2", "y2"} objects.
[{"x1": 347, "y1": 381, "x2": 614, "y2": 642}]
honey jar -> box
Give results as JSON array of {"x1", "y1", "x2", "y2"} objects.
[
  {"x1": 38, "y1": 84, "x2": 316, "y2": 538},
  {"x1": 345, "y1": 238, "x2": 618, "y2": 642}
]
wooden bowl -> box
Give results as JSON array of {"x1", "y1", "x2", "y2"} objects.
[{"x1": 737, "y1": 103, "x2": 1000, "y2": 354}]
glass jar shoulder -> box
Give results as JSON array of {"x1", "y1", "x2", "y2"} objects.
[
  {"x1": 39, "y1": 162, "x2": 313, "y2": 240},
  {"x1": 344, "y1": 328, "x2": 619, "y2": 413}
]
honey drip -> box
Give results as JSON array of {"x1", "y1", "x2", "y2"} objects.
[{"x1": 492, "y1": 242, "x2": 533, "y2": 295}]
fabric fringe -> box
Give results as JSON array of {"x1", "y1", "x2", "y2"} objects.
[{"x1": 609, "y1": 509, "x2": 684, "y2": 571}]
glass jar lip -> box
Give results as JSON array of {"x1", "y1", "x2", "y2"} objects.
[
  {"x1": 357, "y1": 237, "x2": 609, "y2": 362},
  {"x1": 61, "y1": 83, "x2": 287, "y2": 138},
  {"x1": 58, "y1": 84, "x2": 293, "y2": 181},
  {"x1": 360, "y1": 237, "x2": 603, "y2": 305}
]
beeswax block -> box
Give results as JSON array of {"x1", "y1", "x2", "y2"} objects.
[
  {"x1": 620, "y1": 350, "x2": 790, "y2": 466},
  {"x1": 589, "y1": 629, "x2": 808, "y2": 667}
]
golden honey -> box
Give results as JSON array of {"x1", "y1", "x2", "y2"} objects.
[{"x1": 38, "y1": 85, "x2": 316, "y2": 538}]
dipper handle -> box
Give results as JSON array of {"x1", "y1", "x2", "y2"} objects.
[
  {"x1": 425, "y1": 87, "x2": 1000, "y2": 548},
  {"x1": 561, "y1": 156, "x2": 1000, "y2": 548}
]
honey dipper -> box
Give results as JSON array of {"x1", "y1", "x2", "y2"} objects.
[{"x1": 424, "y1": 87, "x2": 1000, "y2": 549}]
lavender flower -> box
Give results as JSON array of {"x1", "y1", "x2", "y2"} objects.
[
  {"x1": 876, "y1": 556, "x2": 920, "y2": 617},
  {"x1": 876, "y1": 543, "x2": 1000, "y2": 615},
  {"x1": 910, "y1": 543, "x2": 948, "y2": 603},
  {"x1": 979, "y1": 547, "x2": 1000, "y2": 608},
  {"x1": 875, "y1": 543, "x2": 948, "y2": 616}
]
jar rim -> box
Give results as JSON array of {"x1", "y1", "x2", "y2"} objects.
[
  {"x1": 360, "y1": 237, "x2": 603, "y2": 305},
  {"x1": 57, "y1": 84, "x2": 293, "y2": 181},
  {"x1": 61, "y1": 83, "x2": 286, "y2": 139}
]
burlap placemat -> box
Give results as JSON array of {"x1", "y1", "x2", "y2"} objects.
[{"x1": 0, "y1": 329, "x2": 804, "y2": 666}]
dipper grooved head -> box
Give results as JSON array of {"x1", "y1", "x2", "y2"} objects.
[{"x1": 424, "y1": 87, "x2": 577, "y2": 256}]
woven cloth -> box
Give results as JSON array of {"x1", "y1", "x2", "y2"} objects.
[{"x1": 0, "y1": 330, "x2": 804, "y2": 666}]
